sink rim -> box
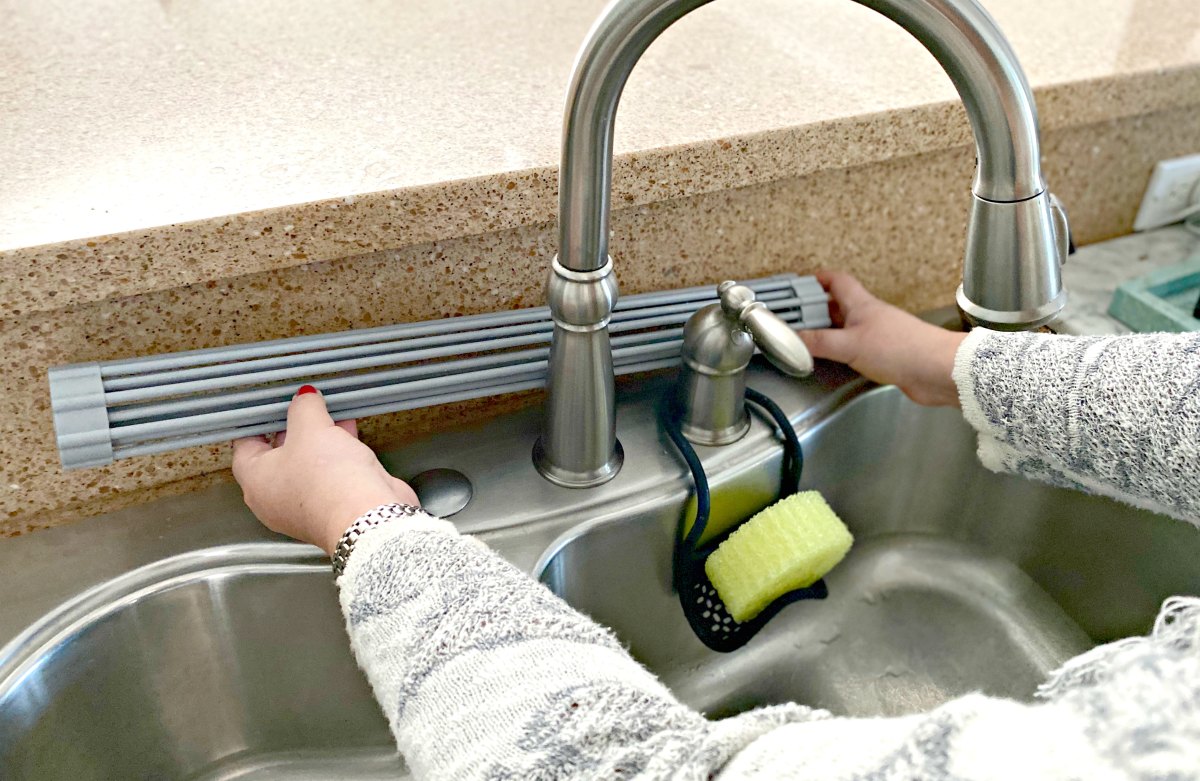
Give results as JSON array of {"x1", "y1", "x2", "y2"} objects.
[
  {"x1": 0, "y1": 361, "x2": 869, "y2": 651},
  {"x1": 3, "y1": 362, "x2": 1197, "y2": 771},
  {"x1": 0, "y1": 380, "x2": 919, "y2": 719},
  {"x1": 0, "y1": 371, "x2": 875, "y2": 714}
]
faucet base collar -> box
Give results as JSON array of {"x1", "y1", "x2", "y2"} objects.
[
  {"x1": 533, "y1": 437, "x2": 624, "y2": 488},
  {"x1": 681, "y1": 416, "x2": 750, "y2": 447},
  {"x1": 956, "y1": 286, "x2": 1068, "y2": 331}
]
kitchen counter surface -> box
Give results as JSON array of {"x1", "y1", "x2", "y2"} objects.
[
  {"x1": 3, "y1": 0, "x2": 1200, "y2": 315},
  {"x1": 1059, "y1": 224, "x2": 1200, "y2": 335}
]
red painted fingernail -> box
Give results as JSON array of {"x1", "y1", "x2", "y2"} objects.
[{"x1": 297, "y1": 384, "x2": 318, "y2": 396}]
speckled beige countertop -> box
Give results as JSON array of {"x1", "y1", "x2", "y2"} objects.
[
  {"x1": 3, "y1": 0, "x2": 1200, "y2": 535},
  {"x1": 3, "y1": 0, "x2": 1200, "y2": 314}
]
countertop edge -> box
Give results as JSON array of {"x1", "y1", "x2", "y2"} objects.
[{"x1": 3, "y1": 64, "x2": 1198, "y2": 316}]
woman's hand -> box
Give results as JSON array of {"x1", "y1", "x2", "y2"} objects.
[
  {"x1": 798, "y1": 271, "x2": 966, "y2": 407},
  {"x1": 232, "y1": 387, "x2": 419, "y2": 554}
]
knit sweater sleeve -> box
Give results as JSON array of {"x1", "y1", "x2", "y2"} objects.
[
  {"x1": 336, "y1": 511, "x2": 822, "y2": 780},
  {"x1": 953, "y1": 329, "x2": 1200, "y2": 524},
  {"x1": 338, "y1": 508, "x2": 1200, "y2": 779}
]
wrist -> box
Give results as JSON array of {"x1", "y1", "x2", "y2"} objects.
[
  {"x1": 920, "y1": 330, "x2": 967, "y2": 406},
  {"x1": 898, "y1": 327, "x2": 966, "y2": 407},
  {"x1": 320, "y1": 487, "x2": 415, "y2": 554},
  {"x1": 329, "y1": 503, "x2": 426, "y2": 577}
]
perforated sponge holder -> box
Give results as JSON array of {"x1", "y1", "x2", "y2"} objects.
[
  {"x1": 663, "y1": 389, "x2": 827, "y2": 652},
  {"x1": 662, "y1": 280, "x2": 829, "y2": 652}
]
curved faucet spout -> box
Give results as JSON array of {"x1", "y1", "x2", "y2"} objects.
[
  {"x1": 559, "y1": 0, "x2": 1048, "y2": 274},
  {"x1": 536, "y1": 0, "x2": 1069, "y2": 486}
]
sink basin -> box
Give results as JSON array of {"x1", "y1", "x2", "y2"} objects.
[
  {"x1": 537, "y1": 385, "x2": 1200, "y2": 718},
  {"x1": 2, "y1": 368, "x2": 1197, "y2": 778},
  {"x1": 0, "y1": 545, "x2": 406, "y2": 780}
]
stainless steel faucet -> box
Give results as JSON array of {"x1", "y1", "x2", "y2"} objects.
[{"x1": 533, "y1": 0, "x2": 1071, "y2": 487}]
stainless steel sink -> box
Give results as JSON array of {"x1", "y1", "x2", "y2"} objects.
[
  {"x1": 538, "y1": 384, "x2": 1200, "y2": 718},
  {"x1": 0, "y1": 545, "x2": 405, "y2": 780},
  {"x1": 2, "y1": 366, "x2": 1197, "y2": 778}
]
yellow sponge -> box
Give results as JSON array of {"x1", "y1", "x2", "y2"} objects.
[{"x1": 705, "y1": 491, "x2": 853, "y2": 623}]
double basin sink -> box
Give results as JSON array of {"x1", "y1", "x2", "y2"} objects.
[{"x1": 2, "y1": 363, "x2": 1197, "y2": 779}]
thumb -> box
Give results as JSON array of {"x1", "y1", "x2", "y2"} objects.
[
  {"x1": 798, "y1": 328, "x2": 855, "y2": 364},
  {"x1": 286, "y1": 385, "x2": 335, "y2": 437},
  {"x1": 231, "y1": 435, "x2": 272, "y2": 484}
]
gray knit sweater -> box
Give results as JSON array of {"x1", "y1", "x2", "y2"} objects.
[{"x1": 338, "y1": 330, "x2": 1200, "y2": 780}]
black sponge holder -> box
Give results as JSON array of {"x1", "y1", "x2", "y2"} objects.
[{"x1": 662, "y1": 386, "x2": 827, "y2": 653}]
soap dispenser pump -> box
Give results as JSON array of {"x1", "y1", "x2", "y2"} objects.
[{"x1": 677, "y1": 281, "x2": 814, "y2": 445}]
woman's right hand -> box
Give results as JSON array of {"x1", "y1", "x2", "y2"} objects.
[{"x1": 798, "y1": 271, "x2": 966, "y2": 407}]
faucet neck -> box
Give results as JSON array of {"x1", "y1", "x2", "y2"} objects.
[
  {"x1": 558, "y1": 0, "x2": 712, "y2": 273},
  {"x1": 557, "y1": 0, "x2": 1048, "y2": 275}
]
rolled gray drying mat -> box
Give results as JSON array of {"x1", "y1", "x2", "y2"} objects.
[{"x1": 48, "y1": 275, "x2": 832, "y2": 470}]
